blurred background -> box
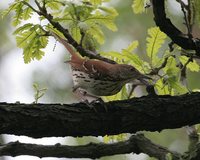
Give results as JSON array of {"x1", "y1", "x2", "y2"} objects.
[{"x1": 0, "y1": 0, "x2": 200, "y2": 160}]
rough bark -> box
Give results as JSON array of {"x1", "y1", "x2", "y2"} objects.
[
  {"x1": 0, "y1": 93, "x2": 200, "y2": 138},
  {"x1": 0, "y1": 134, "x2": 181, "y2": 159}
]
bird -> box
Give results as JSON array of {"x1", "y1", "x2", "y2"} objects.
[{"x1": 51, "y1": 32, "x2": 151, "y2": 99}]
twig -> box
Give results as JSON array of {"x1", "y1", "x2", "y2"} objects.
[
  {"x1": 22, "y1": 1, "x2": 41, "y2": 15},
  {"x1": 148, "y1": 56, "x2": 169, "y2": 75},
  {"x1": 180, "y1": 0, "x2": 193, "y2": 40},
  {"x1": 176, "y1": 0, "x2": 188, "y2": 10},
  {"x1": 180, "y1": 56, "x2": 193, "y2": 78}
]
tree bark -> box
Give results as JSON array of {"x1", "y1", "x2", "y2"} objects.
[
  {"x1": 0, "y1": 134, "x2": 181, "y2": 159},
  {"x1": 0, "y1": 93, "x2": 200, "y2": 138}
]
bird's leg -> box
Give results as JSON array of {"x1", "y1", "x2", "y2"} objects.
[
  {"x1": 81, "y1": 90, "x2": 108, "y2": 112},
  {"x1": 90, "y1": 97, "x2": 107, "y2": 112},
  {"x1": 72, "y1": 86, "x2": 98, "y2": 111},
  {"x1": 137, "y1": 78, "x2": 157, "y2": 96},
  {"x1": 72, "y1": 85, "x2": 90, "y2": 103},
  {"x1": 72, "y1": 86, "x2": 106, "y2": 112}
]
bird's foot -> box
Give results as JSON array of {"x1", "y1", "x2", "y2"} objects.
[
  {"x1": 82, "y1": 100, "x2": 98, "y2": 112},
  {"x1": 90, "y1": 98, "x2": 108, "y2": 112},
  {"x1": 146, "y1": 85, "x2": 157, "y2": 96},
  {"x1": 82, "y1": 98, "x2": 107, "y2": 112}
]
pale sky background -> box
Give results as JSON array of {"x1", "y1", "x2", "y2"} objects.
[{"x1": 0, "y1": 0, "x2": 183, "y2": 160}]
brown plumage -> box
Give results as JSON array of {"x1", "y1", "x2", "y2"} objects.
[{"x1": 52, "y1": 33, "x2": 150, "y2": 96}]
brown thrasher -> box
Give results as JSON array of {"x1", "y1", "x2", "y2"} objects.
[{"x1": 52, "y1": 33, "x2": 150, "y2": 98}]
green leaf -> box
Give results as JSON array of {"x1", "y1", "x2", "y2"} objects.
[
  {"x1": 100, "y1": 51, "x2": 122, "y2": 60},
  {"x1": 45, "y1": 0, "x2": 65, "y2": 10},
  {"x1": 87, "y1": 24, "x2": 105, "y2": 44},
  {"x1": 167, "y1": 76, "x2": 188, "y2": 94},
  {"x1": 15, "y1": 24, "x2": 48, "y2": 63},
  {"x1": 122, "y1": 41, "x2": 150, "y2": 72},
  {"x1": 45, "y1": 24, "x2": 65, "y2": 38},
  {"x1": 69, "y1": 23, "x2": 81, "y2": 43},
  {"x1": 2, "y1": 0, "x2": 34, "y2": 26},
  {"x1": 132, "y1": 0, "x2": 145, "y2": 14},
  {"x1": 120, "y1": 86, "x2": 129, "y2": 100},
  {"x1": 146, "y1": 27, "x2": 166, "y2": 66},
  {"x1": 99, "y1": 6, "x2": 118, "y2": 16},
  {"x1": 16, "y1": 27, "x2": 37, "y2": 48},
  {"x1": 13, "y1": 23, "x2": 34, "y2": 35},
  {"x1": 126, "y1": 41, "x2": 139, "y2": 52},
  {"x1": 86, "y1": 14, "x2": 117, "y2": 31},
  {"x1": 23, "y1": 7, "x2": 33, "y2": 20},
  {"x1": 82, "y1": 0, "x2": 103, "y2": 5},
  {"x1": 155, "y1": 79, "x2": 170, "y2": 95},
  {"x1": 164, "y1": 57, "x2": 180, "y2": 76},
  {"x1": 1, "y1": 1, "x2": 20, "y2": 18},
  {"x1": 156, "y1": 76, "x2": 187, "y2": 95},
  {"x1": 12, "y1": 3, "x2": 24, "y2": 26},
  {"x1": 180, "y1": 56, "x2": 200, "y2": 72}
]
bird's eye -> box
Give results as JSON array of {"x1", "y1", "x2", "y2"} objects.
[{"x1": 130, "y1": 68, "x2": 135, "y2": 71}]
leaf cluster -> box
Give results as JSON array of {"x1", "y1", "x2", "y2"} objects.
[
  {"x1": 53, "y1": 0, "x2": 118, "y2": 46},
  {"x1": 1, "y1": 0, "x2": 200, "y2": 98},
  {"x1": 33, "y1": 83, "x2": 47, "y2": 103},
  {"x1": 1, "y1": 0, "x2": 117, "y2": 63},
  {"x1": 101, "y1": 27, "x2": 199, "y2": 100}
]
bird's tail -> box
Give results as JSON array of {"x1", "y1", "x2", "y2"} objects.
[{"x1": 50, "y1": 32, "x2": 81, "y2": 61}]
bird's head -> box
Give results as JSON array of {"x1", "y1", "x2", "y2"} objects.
[{"x1": 115, "y1": 64, "x2": 142, "y2": 80}]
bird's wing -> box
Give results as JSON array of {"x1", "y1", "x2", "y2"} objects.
[{"x1": 69, "y1": 59, "x2": 116, "y2": 81}]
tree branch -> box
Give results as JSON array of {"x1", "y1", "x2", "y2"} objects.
[
  {"x1": 0, "y1": 134, "x2": 181, "y2": 159},
  {"x1": 30, "y1": 0, "x2": 116, "y2": 64},
  {"x1": 152, "y1": 0, "x2": 200, "y2": 56},
  {"x1": 1, "y1": 92, "x2": 200, "y2": 138}
]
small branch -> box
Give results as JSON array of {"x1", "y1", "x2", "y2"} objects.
[
  {"x1": 148, "y1": 56, "x2": 169, "y2": 75},
  {"x1": 22, "y1": 1, "x2": 41, "y2": 15},
  {"x1": 180, "y1": 56, "x2": 192, "y2": 78},
  {"x1": 31, "y1": 1, "x2": 116, "y2": 64},
  {"x1": 152, "y1": 0, "x2": 200, "y2": 56},
  {"x1": 181, "y1": 50, "x2": 200, "y2": 59},
  {"x1": 176, "y1": 0, "x2": 188, "y2": 10},
  {"x1": 180, "y1": 0, "x2": 192, "y2": 39},
  {"x1": 0, "y1": 134, "x2": 181, "y2": 159}
]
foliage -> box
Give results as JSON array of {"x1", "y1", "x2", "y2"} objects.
[
  {"x1": 146, "y1": 27, "x2": 166, "y2": 67},
  {"x1": 102, "y1": 26, "x2": 199, "y2": 99},
  {"x1": 33, "y1": 83, "x2": 47, "y2": 103},
  {"x1": 132, "y1": 0, "x2": 150, "y2": 14},
  {"x1": 13, "y1": 23, "x2": 48, "y2": 63},
  {"x1": 1, "y1": 0, "x2": 117, "y2": 63}
]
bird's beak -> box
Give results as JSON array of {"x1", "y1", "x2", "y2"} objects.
[{"x1": 64, "y1": 60, "x2": 70, "y2": 63}]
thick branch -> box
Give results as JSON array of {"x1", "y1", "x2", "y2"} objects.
[
  {"x1": 1, "y1": 93, "x2": 200, "y2": 138},
  {"x1": 152, "y1": 0, "x2": 200, "y2": 56},
  {"x1": 0, "y1": 134, "x2": 181, "y2": 159}
]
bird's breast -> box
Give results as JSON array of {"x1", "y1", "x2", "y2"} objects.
[{"x1": 72, "y1": 70, "x2": 124, "y2": 96}]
